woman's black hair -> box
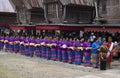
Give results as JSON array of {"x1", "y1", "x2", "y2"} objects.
[
  {"x1": 85, "y1": 38, "x2": 89, "y2": 42},
  {"x1": 93, "y1": 38, "x2": 98, "y2": 42}
]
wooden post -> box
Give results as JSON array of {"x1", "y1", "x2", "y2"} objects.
[
  {"x1": 16, "y1": 9, "x2": 20, "y2": 24},
  {"x1": 94, "y1": 0, "x2": 100, "y2": 24},
  {"x1": 62, "y1": 5, "x2": 66, "y2": 22},
  {"x1": 56, "y1": 3, "x2": 59, "y2": 22},
  {"x1": 95, "y1": 0, "x2": 99, "y2": 19},
  {"x1": 43, "y1": 4, "x2": 48, "y2": 23},
  {"x1": 25, "y1": 10, "x2": 31, "y2": 24}
]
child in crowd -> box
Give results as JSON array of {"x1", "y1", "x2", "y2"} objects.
[{"x1": 99, "y1": 42, "x2": 108, "y2": 70}]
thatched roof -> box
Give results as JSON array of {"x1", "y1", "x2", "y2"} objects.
[
  {"x1": 28, "y1": 0, "x2": 40, "y2": 8},
  {"x1": 10, "y1": 0, "x2": 43, "y2": 10},
  {"x1": 37, "y1": 0, "x2": 44, "y2": 8},
  {"x1": 10, "y1": 0, "x2": 23, "y2": 7},
  {"x1": 60, "y1": 0, "x2": 94, "y2": 6},
  {"x1": 0, "y1": 0, "x2": 15, "y2": 13}
]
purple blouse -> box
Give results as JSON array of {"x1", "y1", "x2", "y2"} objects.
[
  {"x1": 29, "y1": 38, "x2": 35, "y2": 43},
  {"x1": 35, "y1": 39, "x2": 40, "y2": 44}
]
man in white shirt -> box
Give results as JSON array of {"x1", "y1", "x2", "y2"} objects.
[{"x1": 90, "y1": 33, "x2": 96, "y2": 43}]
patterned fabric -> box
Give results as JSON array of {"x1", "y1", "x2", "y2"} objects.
[
  {"x1": 91, "y1": 54, "x2": 99, "y2": 67},
  {"x1": 14, "y1": 44, "x2": 20, "y2": 53},
  {"x1": 46, "y1": 47, "x2": 51, "y2": 59},
  {"x1": 57, "y1": 41, "x2": 62, "y2": 61},
  {"x1": 41, "y1": 46, "x2": 46, "y2": 58},
  {"x1": 51, "y1": 46, "x2": 57, "y2": 61},
  {"x1": 91, "y1": 42, "x2": 100, "y2": 67},
  {"x1": 29, "y1": 46, "x2": 35, "y2": 57},
  {"x1": 106, "y1": 42, "x2": 114, "y2": 63},
  {"x1": 0, "y1": 42, "x2": 4, "y2": 50},
  {"x1": 9, "y1": 44, "x2": 14, "y2": 52},
  {"x1": 5, "y1": 43, "x2": 9, "y2": 51},
  {"x1": 61, "y1": 48, "x2": 68, "y2": 63},
  {"x1": 83, "y1": 42, "x2": 91, "y2": 66},
  {"x1": 83, "y1": 51, "x2": 91, "y2": 66},
  {"x1": 20, "y1": 45, "x2": 25, "y2": 55},
  {"x1": 75, "y1": 50, "x2": 82, "y2": 65},
  {"x1": 67, "y1": 49, "x2": 75, "y2": 64},
  {"x1": 57, "y1": 47, "x2": 62, "y2": 61},
  {"x1": 25, "y1": 46, "x2": 29, "y2": 56}
]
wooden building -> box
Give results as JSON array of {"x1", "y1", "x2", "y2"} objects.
[
  {"x1": 0, "y1": 0, "x2": 95, "y2": 25},
  {"x1": 98, "y1": 0, "x2": 120, "y2": 24},
  {"x1": 10, "y1": 0, "x2": 45, "y2": 25},
  {"x1": 0, "y1": 0, "x2": 16, "y2": 24},
  {"x1": 0, "y1": 0, "x2": 120, "y2": 33},
  {"x1": 43, "y1": 0, "x2": 95, "y2": 24}
]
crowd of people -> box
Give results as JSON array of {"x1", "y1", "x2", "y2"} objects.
[{"x1": 0, "y1": 32, "x2": 120, "y2": 70}]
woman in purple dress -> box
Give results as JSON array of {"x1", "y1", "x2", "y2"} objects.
[
  {"x1": 46, "y1": 36, "x2": 52, "y2": 60},
  {"x1": 14, "y1": 36, "x2": 20, "y2": 53},
  {"x1": 9, "y1": 36, "x2": 14, "y2": 53},
  {"x1": 51, "y1": 37, "x2": 58, "y2": 61},
  {"x1": 4, "y1": 36, "x2": 9, "y2": 52},
  {"x1": 40, "y1": 37, "x2": 47, "y2": 58},
  {"x1": 57, "y1": 38, "x2": 62, "y2": 61},
  {"x1": 29, "y1": 36, "x2": 35, "y2": 57},
  {"x1": 6, "y1": 36, "x2": 10, "y2": 52},
  {"x1": 19, "y1": 36, "x2": 25, "y2": 55},
  {"x1": 79, "y1": 38, "x2": 85, "y2": 63},
  {"x1": 61, "y1": 38, "x2": 68, "y2": 63},
  {"x1": 74, "y1": 38, "x2": 83, "y2": 65},
  {"x1": 83, "y1": 39, "x2": 92, "y2": 67},
  {"x1": 38, "y1": 36, "x2": 42, "y2": 58},
  {"x1": 12, "y1": 36, "x2": 16, "y2": 52},
  {"x1": 24, "y1": 36, "x2": 30, "y2": 56},
  {"x1": 35, "y1": 37, "x2": 41, "y2": 58},
  {"x1": 67, "y1": 38, "x2": 75, "y2": 64}
]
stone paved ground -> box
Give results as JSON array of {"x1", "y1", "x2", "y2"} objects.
[{"x1": 0, "y1": 51, "x2": 119, "y2": 78}]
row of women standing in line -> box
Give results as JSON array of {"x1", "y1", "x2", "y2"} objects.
[{"x1": 0, "y1": 35, "x2": 103, "y2": 68}]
